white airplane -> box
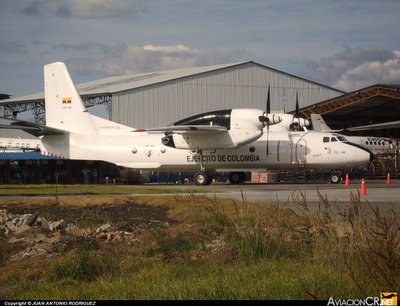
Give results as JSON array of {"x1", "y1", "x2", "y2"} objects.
[
  {"x1": 310, "y1": 113, "x2": 399, "y2": 154},
  {"x1": 0, "y1": 62, "x2": 374, "y2": 185},
  {"x1": 0, "y1": 137, "x2": 41, "y2": 152}
]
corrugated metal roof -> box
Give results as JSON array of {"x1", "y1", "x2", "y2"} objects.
[
  {"x1": 1, "y1": 62, "x2": 247, "y2": 104},
  {"x1": 0, "y1": 152, "x2": 63, "y2": 160}
]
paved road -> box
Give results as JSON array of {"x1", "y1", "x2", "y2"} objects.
[
  {"x1": 1, "y1": 180, "x2": 398, "y2": 215},
  {"x1": 144, "y1": 179, "x2": 400, "y2": 215}
]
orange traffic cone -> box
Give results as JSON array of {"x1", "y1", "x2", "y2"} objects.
[
  {"x1": 360, "y1": 178, "x2": 367, "y2": 196},
  {"x1": 345, "y1": 173, "x2": 350, "y2": 186},
  {"x1": 387, "y1": 173, "x2": 391, "y2": 185}
]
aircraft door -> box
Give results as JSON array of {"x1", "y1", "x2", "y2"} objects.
[
  {"x1": 290, "y1": 134, "x2": 307, "y2": 164},
  {"x1": 296, "y1": 139, "x2": 307, "y2": 164}
]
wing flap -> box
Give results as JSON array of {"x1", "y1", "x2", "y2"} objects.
[
  {"x1": 145, "y1": 125, "x2": 228, "y2": 134},
  {"x1": 347, "y1": 120, "x2": 400, "y2": 131}
]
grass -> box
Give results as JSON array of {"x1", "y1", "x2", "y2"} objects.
[
  {"x1": 14, "y1": 259, "x2": 357, "y2": 300},
  {"x1": 0, "y1": 190, "x2": 398, "y2": 300},
  {"x1": 0, "y1": 184, "x2": 206, "y2": 196}
]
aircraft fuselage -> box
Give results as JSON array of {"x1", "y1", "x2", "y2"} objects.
[{"x1": 40, "y1": 130, "x2": 373, "y2": 171}]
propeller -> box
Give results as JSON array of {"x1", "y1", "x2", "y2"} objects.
[
  {"x1": 259, "y1": 85, "x2": 282, "y2": 155},
  {"x1": 290, "y1": 92, "x2": 300, "y2": 131},
  {"x1": 258, "y1": 84, "x2": 271, "y2": 126},
  {"x1": 266, "y1": 84, "x2": 271, "y2": 155}
]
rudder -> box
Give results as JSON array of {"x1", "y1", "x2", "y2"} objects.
[{"x1": 44, "y1": 62, "x2": 97, "y2": 134}]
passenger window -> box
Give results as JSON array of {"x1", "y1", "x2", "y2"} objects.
[{"x1": 323, "y1": 137, "x2": 329, "y2": 143}]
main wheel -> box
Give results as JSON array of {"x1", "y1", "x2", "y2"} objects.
[
  {"x1": 194, "y1": 172, "x2": 211, "y2": 185},
  {"x1": 330, "y1": 174, "x2": 340, "y2": 184},
  {"x1": 229, "y1": 172, "x2": 245, "y2": 184}
]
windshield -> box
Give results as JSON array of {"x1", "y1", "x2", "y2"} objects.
[{"x1": 336, "y1": 135, "x2": 348, "y2": 142}]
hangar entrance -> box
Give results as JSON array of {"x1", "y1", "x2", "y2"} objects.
[{"x1": 297, "y1": 84, "x2": 400, "y2": 179}]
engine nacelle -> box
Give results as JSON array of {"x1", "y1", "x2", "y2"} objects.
[
  {"x1": 269, "y1": 113, "x2": 310, "y2": 131},
  {"x1": 165, "y1": 109, "x2": 272, "y2": 150}
]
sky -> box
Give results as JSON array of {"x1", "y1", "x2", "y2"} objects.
[{"x1": 1, "y1": 0, "x2": 400, "y2": 98}]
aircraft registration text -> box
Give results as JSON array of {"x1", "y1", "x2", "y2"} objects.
[{"x1": 186, "y1": 154, "x2": 261, "y2": 163}]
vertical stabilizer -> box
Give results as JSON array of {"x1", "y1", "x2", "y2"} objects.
[
  {"x1": 44, "y1": 62, "x2": 97, "y2": 134},
  {"x1": 310, "y1": 114, "x2": 334, "y2": 132},
  {"x1": 310, "y1": 114, "x2": 331, "y2": 132}
]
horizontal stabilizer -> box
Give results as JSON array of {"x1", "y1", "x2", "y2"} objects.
[{"x1": 0, "y1": 118, "x2": 66, "y2": 137}]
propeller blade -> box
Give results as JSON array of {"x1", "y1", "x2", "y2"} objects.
[
  {"x1": 291, "y1": 92, "x2": 300, "y2": 131},
  {"x1": 266, "y1": 84, "x2": 271, "y2": 114},
  {"x1": 266, "y1": 84, "x2": 270, "y2": 155}
]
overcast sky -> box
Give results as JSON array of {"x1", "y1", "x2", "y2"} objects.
[{"x1": 1, "y1": 0, "x2": 400, "y2": 98}]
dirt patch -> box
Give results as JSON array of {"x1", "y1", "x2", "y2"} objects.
[
  {"x1": 0, "y1": 196, "x2": 241, "y2": 299},
  {"x1": 1, "y1": 202, "x2": 172, "y2": 230}
]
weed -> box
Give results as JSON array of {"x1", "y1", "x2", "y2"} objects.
[
  {"x1": 145, "y1": 230, "x2": 198, "y2": 263},
  {"x1": 2, "y1": 190, "x2": 399, "y2": 299},
  {"x1": 50, "y1": 253, "x2": 116, "y2": 282},
  {"x1": 74, "y1": 236, "x2": 100, "y2": 254},
  {"x1": 0, "y1": 237, "x2": 6, "y2": 266}
]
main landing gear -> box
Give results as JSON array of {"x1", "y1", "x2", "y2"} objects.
[
  {"x1": 193, "y1": 150, "x2": 213, "y2": 185},
  {"x1": 193, "y1": 171, "x2": 247, "y2": 185},
  {"x1": 194, "y1": 171, "x2": 213, "y2": 186},
  {"x1": 192, "y1": 150, "x2": 246, "y2": 185},
  {"x1": 229, "y1": 172, "x2": 246, "y2": 184}
]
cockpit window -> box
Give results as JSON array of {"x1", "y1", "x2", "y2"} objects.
[
  {"x1": 323, "y1": 137, "x2": 330, "y2": 143},
  {"x1": 331, "y1": 137, "x2": 338, "y2": 142},
  {"x1": 173, "y1": 109, "x2": 232, "y2": 129},
  {"x1": 336, "y1": 136, "x2": 347, "y2": 142}
]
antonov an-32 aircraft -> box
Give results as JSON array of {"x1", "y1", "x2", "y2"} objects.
[{"x1": 0, "y1": 62, "x2": 374, "y2": 185}]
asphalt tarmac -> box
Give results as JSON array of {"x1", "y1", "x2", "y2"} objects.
[
  {"x1": 1, "y1": 179, "x2": 398, "y2": 216},
  {"x1": 148, "y1": 179, "x2": 400, "y2": 215}
]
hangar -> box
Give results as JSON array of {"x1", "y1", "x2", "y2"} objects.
[
  {"x1": 0, "y1": 61, "x2": 343, "y2": 132},
  {"x1": 0, "y1": 61, "x2": 398, "y2": 183},
  {"x1": 297, "y1": 84, "x2": 400, "y2": 138}
]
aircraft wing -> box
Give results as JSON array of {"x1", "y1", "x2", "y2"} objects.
[
  {"x1": 347, "y1": 120, "x2": 400, "y2": 131},
  {"x1": 145, "y1": 125, "x2": 228, "y2": 134},
  {"x1": 0, "y1": 118, "x2": 66, "y2": 136}
]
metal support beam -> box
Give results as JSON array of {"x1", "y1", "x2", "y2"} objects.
[
  {"x1": 0, "y1": 94, "x2": 113, "y2": 123},
  {"x1": 83, "y1": 95, "x2": 112, "y2": 120},
  {"x1": 298, "y1": 85, "x2": 400, "y2": 119}
]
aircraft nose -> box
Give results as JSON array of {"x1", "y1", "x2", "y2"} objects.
[{"x1": 346, "y1": 142, "x2": 374, "y2": 166}]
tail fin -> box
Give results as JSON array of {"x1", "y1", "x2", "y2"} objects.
[
  {"x1": 310, "y1": 113, "x2": 343, "y2": 132},
  {"x1": 44, "y1": 62, "x2": 98, "y2": 134}
]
